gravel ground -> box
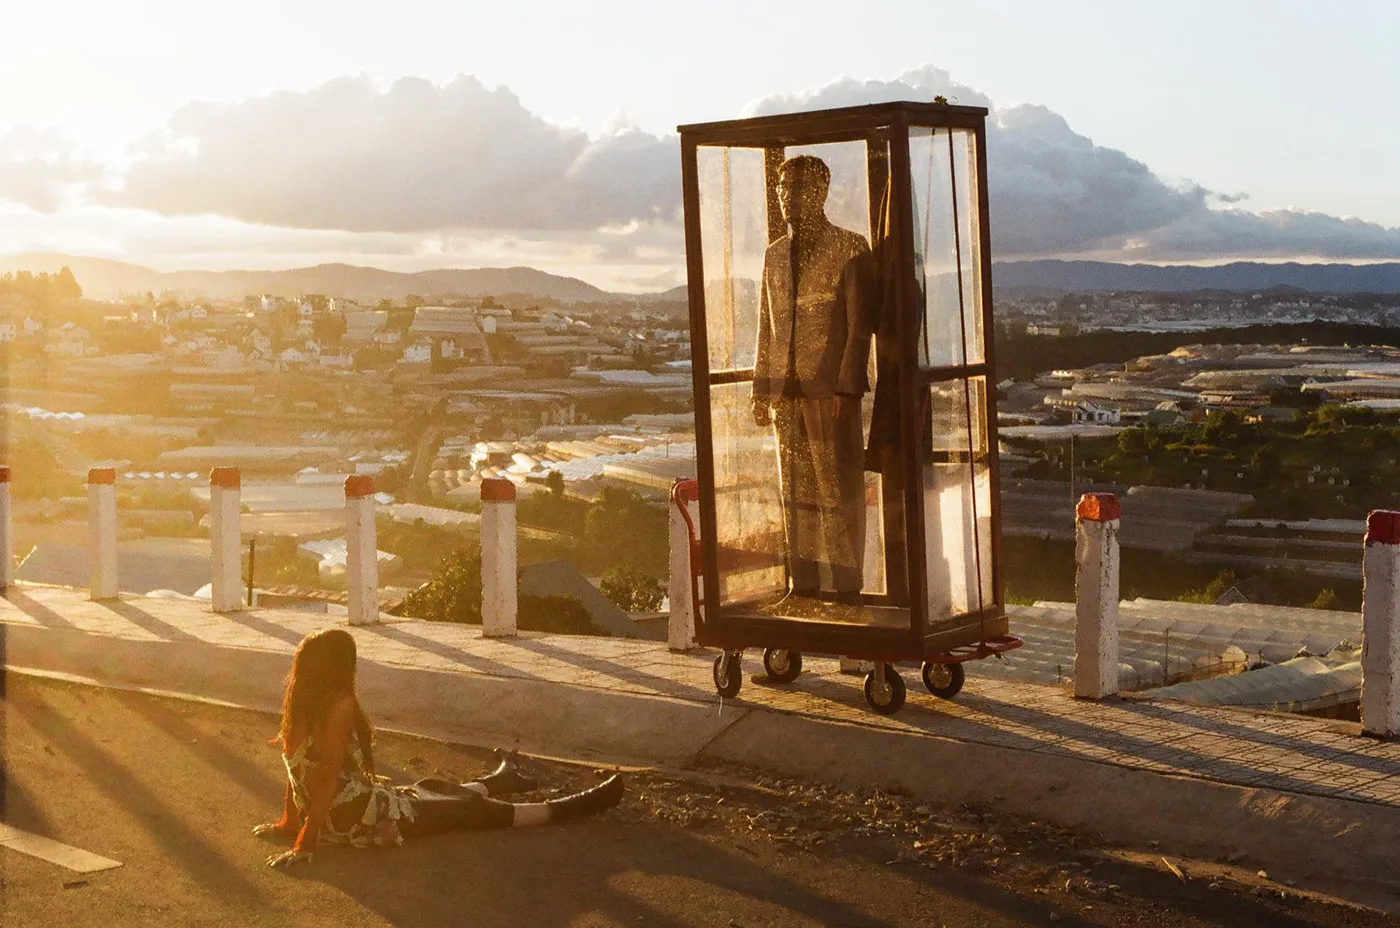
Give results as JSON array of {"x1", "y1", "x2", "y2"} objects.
[{"x1": 3, "y1": 672, "x2": 1394, "y2": 927}]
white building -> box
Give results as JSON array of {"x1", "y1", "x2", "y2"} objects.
[
  {"x1": 1072, "y1": 401, "x2": 1121, "y2": 425},
  {"x1": 401, "y1": 339, "x2": 433, "y2": 365}
]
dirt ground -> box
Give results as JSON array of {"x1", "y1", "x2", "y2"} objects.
[{"x1": 2, "y1": 672, "x2": 1394, "y2": 927}]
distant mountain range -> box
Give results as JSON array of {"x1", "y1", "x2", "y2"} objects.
[
  {"x1": 3, "y1": 253, "x2": 1399, "y2": 304},
  {"x1": 0, "y1": 253, "x2": 618, "y2": 304},
  {"x1": 991, "y1": 259, "x2": 1400, "y2": 295}
]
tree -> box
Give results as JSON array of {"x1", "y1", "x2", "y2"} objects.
[
  {"x1": 312, "y1": 310, "x2": 348, "y2": 346},
  {"x1": 599, "y1": 566, "x2": 664, "y2": 612},
  {"x1": 54, "y1": 265, "x2": 82, "y2": 300},
  {"x1": 399, "y1": 548, "x2": 482, "y2": 623},
  {"x1": 1307, "y1": 588, "x2": 1343, "y2": 611},
  {"x1": 545, "y1": 469, "x2": 565, "y2": 497},
  {"x1": 1202, "y1": 409, "x2": 1250, "y2": 448},
  {"x1": 1117, "y1": 426, "x2": 1151, "y2": 456},
  {"x1": 583, "y1": 486, "x2": 668, "y2": 575},
  {"x1": 1250, "y1": 445, "x2": 1282, "y2": 485}
]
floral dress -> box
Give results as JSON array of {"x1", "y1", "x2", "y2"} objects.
[{"x1": 283, "y1": 734, "x2": 418, "y2": 848}]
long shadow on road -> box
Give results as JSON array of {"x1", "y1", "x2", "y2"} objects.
[
  {"x1": 298, "y1": 819, "x2": 905, "y2": 928},
  {"x1": 6, "y1": 690, "x2": 270, "y2": 904}
]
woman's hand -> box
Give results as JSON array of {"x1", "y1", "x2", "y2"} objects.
[
  {"x1": 266, "y1": 849, "x2": 313, "y2": 869},
  {"x1": 252, "y1": 822, "x2": 296, "y2": 841}
]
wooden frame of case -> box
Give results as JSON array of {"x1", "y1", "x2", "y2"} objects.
[{"x1": 678, "y1": 102, "x2": 1004, "y2": 663}]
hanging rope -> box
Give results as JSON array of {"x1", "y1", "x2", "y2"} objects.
[
  {"x1": 946, "y1": 129, "x2": 986, "y2": 618},
  {"x1": 721, "y1": 147, "x2": 735, "y2": 368},
  {"x1": 919, "y1": 130, "x2": 937, "y2": 368}
]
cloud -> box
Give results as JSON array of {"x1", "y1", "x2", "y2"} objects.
[
  {"x1": 0, "y1": 127, "x2": 102, "y2": 213},
  {"x1": 8, "y1": 65, "x2": 1400, "y2": 271},
  {"x1": 746, "y1": 66, "x2": 1400, "y2": 260},
  {"x1": 1128, "y1": 207, "x2": 1400, "y2": 261},
  {"x1": 108, "y1": 75, "x2": 679, "y2": 232}
]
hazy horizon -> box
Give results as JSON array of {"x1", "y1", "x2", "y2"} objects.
[{"x1": 2, "y1": 1, "x2": 1398, "y2": 292}]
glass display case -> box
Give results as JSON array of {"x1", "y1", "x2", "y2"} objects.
[{"x1": 677, "y1": 102, "x2": 1018, "y2": 714}]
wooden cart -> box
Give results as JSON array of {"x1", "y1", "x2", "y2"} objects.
[{"x1": 676, "y1": 102, "x2": 1020, "y2": 714}]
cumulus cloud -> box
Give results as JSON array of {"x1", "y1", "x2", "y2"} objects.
[
  {"x1": 6, "y1": 65, "x2": 1400, "y2": 269},
  {"x1": 108, "y1": 75, "x2": 679, "y2": 232},
  {"x1": 0, "y1": 127, "x2": 102, "y2": 213},
  {"x1": 746, "y1": 66, "x2": 1400, "y2": 260},
  {"x1": 1130, "y1": 207, "x2": 1400, "y2": 261}
]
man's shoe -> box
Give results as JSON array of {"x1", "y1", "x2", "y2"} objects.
[
  {"x1": 546, "y1": 773, "x2": 625, "y2": 823},
  {"x1": 476, "y1": 749, "x2": 539, "y2": 796}
]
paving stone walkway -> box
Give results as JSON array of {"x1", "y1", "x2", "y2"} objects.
[{"x1": 6, "y1": 583, "x2": 1400, "y2": 809}]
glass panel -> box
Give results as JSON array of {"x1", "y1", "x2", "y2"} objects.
[
  {"x1": 782, "y1": 141, "x2": 874, "y2": 242},
  {"x1": 697, "y1": 146, "x2": 768, "y2": 373},
  {"x1": 697, "y1": 139, "x2": 896, "y2": 625},
  {"x1": 709, "y1": 381, "x2": 786, "y2": 604},
  {"x1": 920, "y1": 378, "x2": 993, "y2": 623},
  {"x1": 909, "y1": 128, "x2": 984, "y2": 369},
  {"x1": 927, "y1": 376, "x2": 988, "y2": 457}
]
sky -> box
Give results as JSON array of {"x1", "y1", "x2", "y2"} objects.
[{"x1": 0, "y1": 0, "x2": 1397, "y2": 291}]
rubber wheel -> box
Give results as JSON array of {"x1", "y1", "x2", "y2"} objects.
[
  {"x1": 762, "y1": 648, "x2": 802, "y2": 684},
  {"x1": 713, "y1": 652, "x2": 742, "y2": 698},
  {"x1": 922, "y1": 661, "x2": 965, "y2": 699},
  {"x1": 863, "y1": 664, "x2": 906, "y2": 715}
]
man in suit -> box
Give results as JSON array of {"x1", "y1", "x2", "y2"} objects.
[{"x1": 751, "y1": 155, "x2": 872, "y2": 604}]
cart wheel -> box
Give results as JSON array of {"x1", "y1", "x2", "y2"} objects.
[
  {"x1": 922, "y1": 661, "x2": 965, "y2": 699},
  {"x1": 762, "y1": 648, "x2": 802, "y2": 684},
  {"x1": 713, "y1": 651, "x2": 742, "y2": 699},
  {"x1": 863, "y1": 664, "x2": 906, "y2": 715}
]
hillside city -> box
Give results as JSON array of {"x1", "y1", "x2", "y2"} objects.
[
  {"x1": 6, "y1": 264, "x2": 1400, "y2": 620},
  {"x1": 9, "y1": 264, "x2": 1400, "y2": 919}
]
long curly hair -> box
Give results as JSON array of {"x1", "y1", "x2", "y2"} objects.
[{"x1": 278, "y1": 629, "x2": 375, "y2": 775}]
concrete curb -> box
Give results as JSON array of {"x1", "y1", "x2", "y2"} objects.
[
  {"x1": 2, "y1": 624, "x2": 747, "y2": 767},
  {"x1": 7, "y1": 621, "x2": 1400, "y2": 909},
  {"x1": 700, "y1": 709, "x2": 1400, "y2": 909}
]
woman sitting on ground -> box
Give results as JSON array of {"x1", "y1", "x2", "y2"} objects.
[{"x1": 254, "y1": 628, "x2": 623, "y2": 868}]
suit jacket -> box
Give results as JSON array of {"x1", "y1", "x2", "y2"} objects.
[{"x1": 752, "y1": 219, "x2": 872, "y2": 401}]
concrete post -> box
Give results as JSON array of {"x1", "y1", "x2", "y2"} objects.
[
  {"x1": 0, "y1": 465, "x2": 12, "y2": 590},
  {"x1": 344, "y1": 474, "x2": 379, "y2": 626},
  {"x1": 209, "y1": 467, "x2": 242, "y2": 612},
  {"x1": 481, "y1": 477, "x2": 517, "y2": 638},
  {"x1": 668, "y1": 479, "x2": 699, "y2": 651},
  {"x1": 1361, "y1": 510, "x2": 1400, "y2": 737},
  {"x1": 1074, "y1": 492, "x2": 1120, "y2": 699},
  {"x1": 88, "y1": 467, "x2": 118, "y2": 600}
]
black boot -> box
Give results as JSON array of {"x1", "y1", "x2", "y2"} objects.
[
  {"x1": 476, "y1": 749, "x2": 538, "y2": 796},
  {"x1": 546, "y1": 773, "x2": 624, "y2": 823}
]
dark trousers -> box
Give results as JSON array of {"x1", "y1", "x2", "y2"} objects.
[
  {"x1": 398, "y1": 785, "x2": 514, "y2": 838},
  {"x1": 773, "y1": 396, "x2": 865, "y2": 594}
]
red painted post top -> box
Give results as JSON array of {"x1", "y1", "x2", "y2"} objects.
[
  {"x1": 481, "y1": 476, "x2": 516, "y2": 502},
  {"x1": 0, "y1": 465, "x2": 9, "y2": 483},
  {"x1": 1076, "y1": 492, "x2": 1120, "y2": 522},
  {"x1": 87, "y1": 467, "x2": 116, "y2": 485},
  {"x1": 344, "y1": 474, "x2": 375, "y2": 499},
  {"x1": 1367, "y1": 510, "x2": 1400, "y2": 545},
  {"x1": 209, "y1": 466, "x2": 241, "y2": 489},
  {"x1": 671, "y1": 478, "x2": 699, "y2": 505}
]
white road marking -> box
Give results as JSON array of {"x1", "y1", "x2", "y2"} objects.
[{"x1": 0, "y1": 824, "x2": 123, "y2": 873}]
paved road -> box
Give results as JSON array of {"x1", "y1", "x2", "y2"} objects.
[{"x1": 3, "y1": 674, "x2": 1392, "y2": 928}]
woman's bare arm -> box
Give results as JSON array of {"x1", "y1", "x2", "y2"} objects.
[
  {"x1": 269, "y1": 697, "x2": 356, "y2": 867},
  {"x1": 253, "y1": 782, "x2": 303, "y2": 840}
]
